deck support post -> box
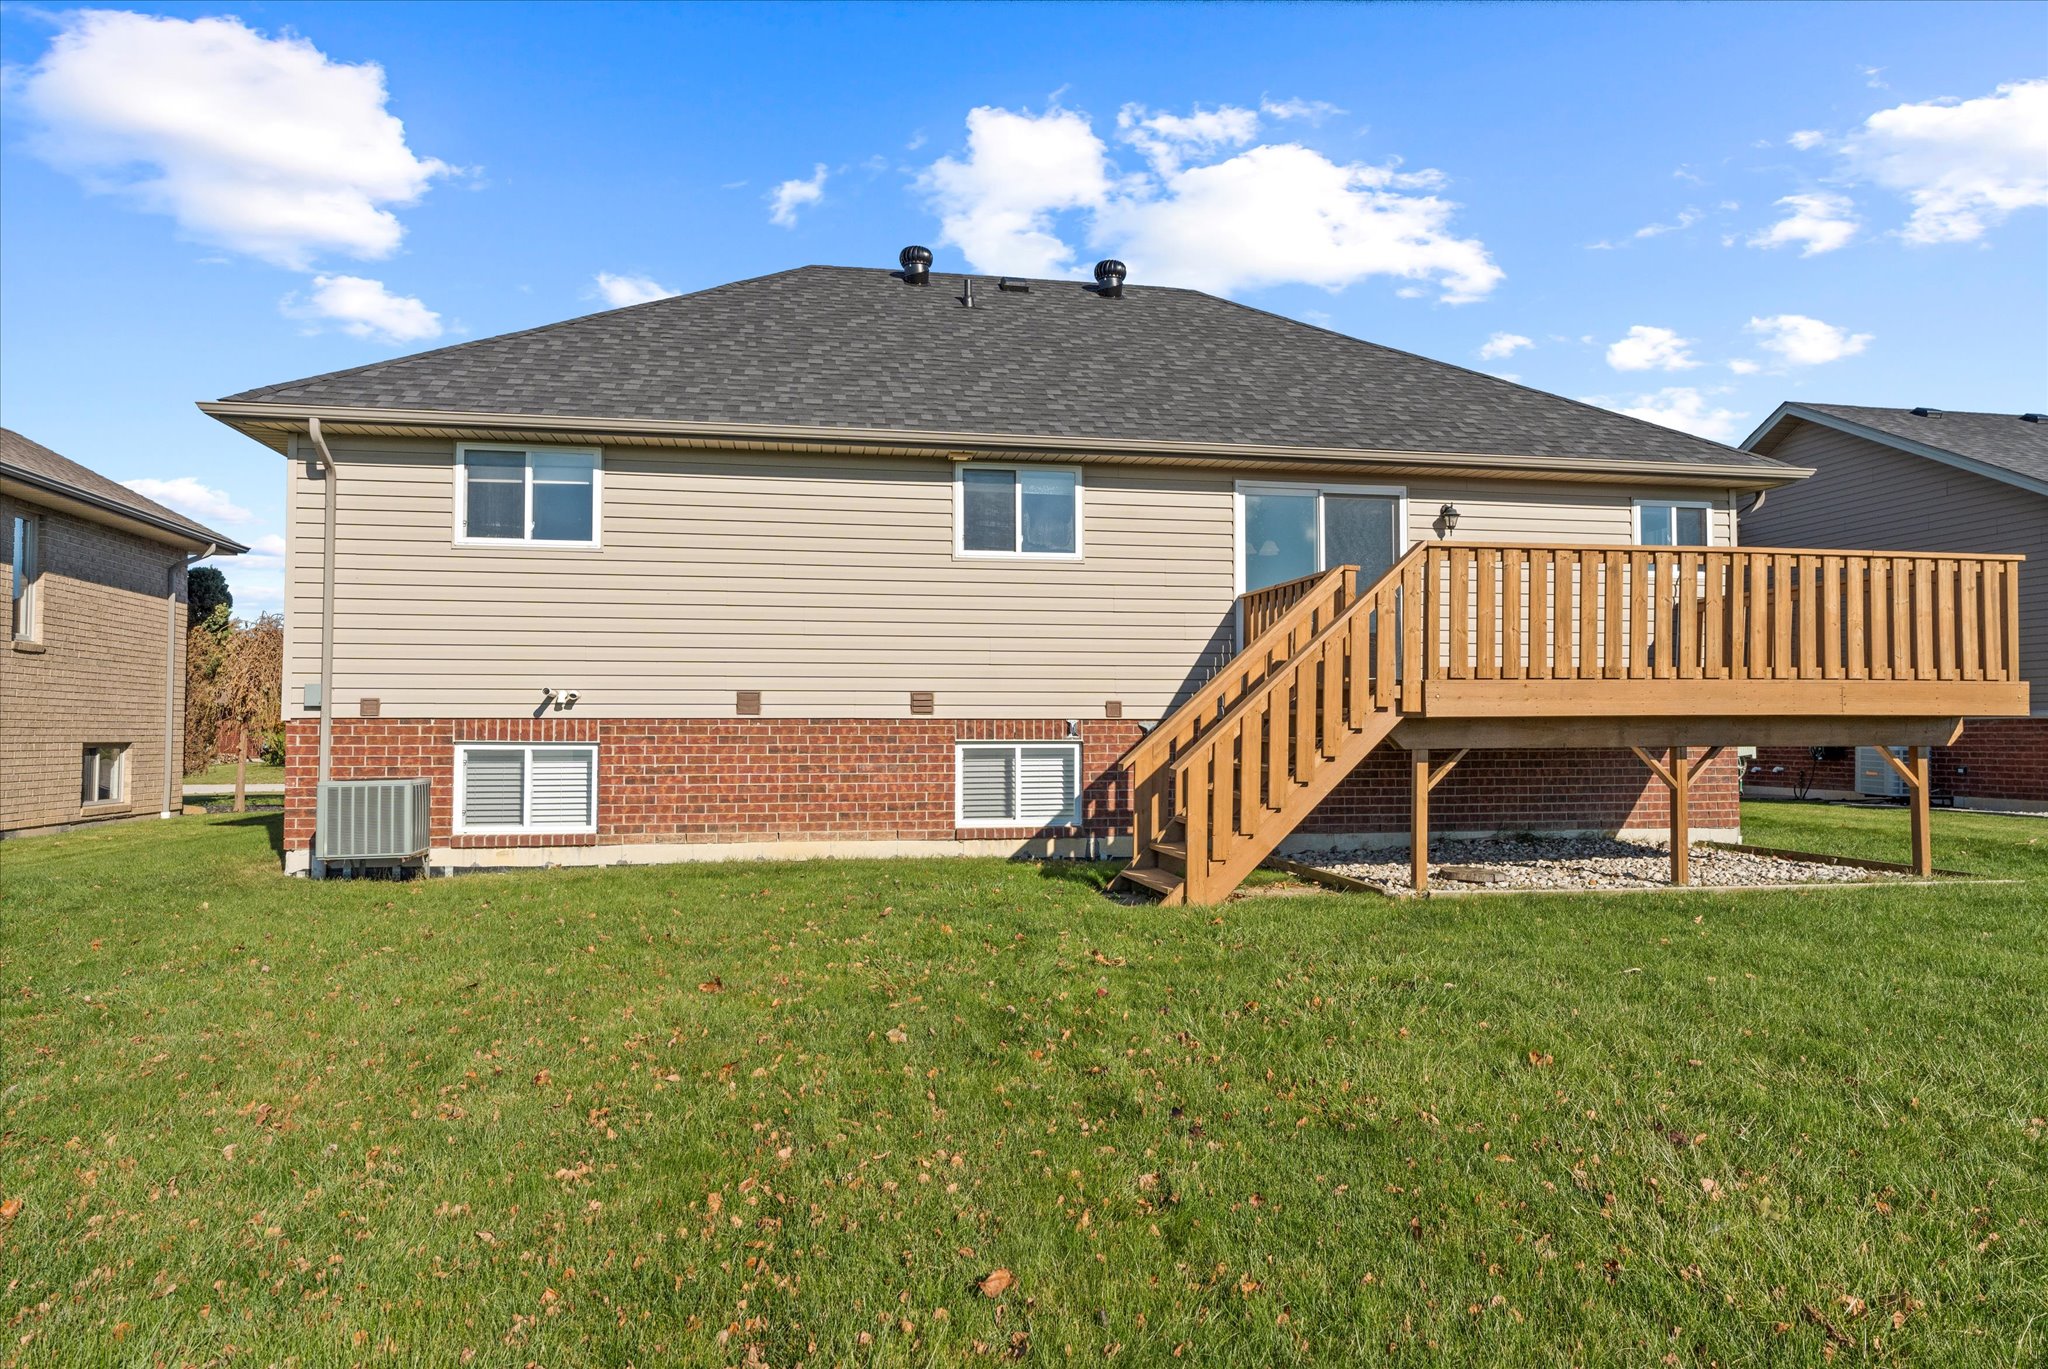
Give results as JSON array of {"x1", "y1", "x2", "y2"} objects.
[
  {"x1": 1407, "y1": 748, "x2": 1467, "y2": 893},
  {"x1": 1878, "y1": 745, "x2": 1934, "y2": 876},
  {"x1": 1410, "y1": 749, "x2": 1430, "y2": 893},
  {"x1": 1671, "y1": 746, "x2": 1690, "y2": 887},
  {"x1": 1630, "y1": 745, "x2": 1723, "y2": 887}
]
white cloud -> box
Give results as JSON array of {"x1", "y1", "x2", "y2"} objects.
[
  {"x1": 283, "y1": 274, "x2": 442, "y2": 343},
  {"x1": 768, "y1": 164, "x2": 828, "y2": 228},
  {"x1": 1746, "y1": 313, "x2": 1872, "y2": 366},
  {"x1": 919, "y1": 102, "x2": 1501, "y2": 301},
  {"x1": 1260, "y1": 96, "x2": 1344, "y2": 124},
  {"x1": 1861, "y1": 65, "x2": 1889, "y2": 90},
  {"x1": 1118, "y1": 102, "x2": 1260, "y2": 172},
  {"x1": 1726, "y1": 358, "x2": 1761, "y2": 376},
  {"x1": 1478, "y1": 331, "x2": 1533, "y2": 360},
  {"x1": 243, "y1": 532, "x2": 287, "y2": 564},
  {"x1": 920, "y1": 105, "x2": 1113, "y2": 277},
  {"x1": 14, "y1": 10, "x2": 451, "y2": 269},
  {"x1": 1787, "y1": 129, "x2": 1826, "y2": 151},
  {"x1": 1587, "y1": 387, "x2": 1747, "y2": 443},
  {"x1": 593, "y1": 272, "x2": 678, "y2": 307},
  {"x1": 1747, "y1": 191, "x2": 1859, "y2": 255},
  {"x1": 122, "y1": 477, "x2": 253, "y2": 525},
  {"x1": 1605, "y1": 325, "x2": 1700, "y2": 372},
  {"x1": 1842, "y1": 79, "x2": 2048, "y2": 244}
]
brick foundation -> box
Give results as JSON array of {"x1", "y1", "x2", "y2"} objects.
[
  {"x1": 285, "y1": 717, "x2": 1738, "y2": 866},
  {"x1": 1752, "y1": 718, "x2": 2048, "y2": 806}
]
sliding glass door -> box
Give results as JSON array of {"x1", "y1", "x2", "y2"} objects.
[{"x1": 1240, "y1": 484, "x2": 1406, "y2": 595}]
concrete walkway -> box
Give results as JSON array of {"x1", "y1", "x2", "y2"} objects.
[{"x1": 183, "y1": 783, "x2": 286, "y2": 796}]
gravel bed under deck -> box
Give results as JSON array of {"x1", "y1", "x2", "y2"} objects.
[{"x1": 1284, "y1": 835, "x2": 1913, "y2": 895}]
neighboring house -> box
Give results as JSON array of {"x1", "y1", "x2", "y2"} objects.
[
  {"x1": 1739, "y1": 403, "x2": 2048, "y2": 809},
  {"x1": 196, "y1": 257, "x2": 2027, "y2": 890},
  {"x1": 0, "y1": 428, "x2": 246, "y2": 836}
]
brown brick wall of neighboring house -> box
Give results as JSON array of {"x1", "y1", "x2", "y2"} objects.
[
  {"x1": 0, "y1": 495, "x2": 186, "y2": 834},
  {"x1": 1752, "y1": 718, "x2": 2048, "y2": 805},
  {"x1": 283, "y1": 717, "x2": 1732, "y2": 858}
]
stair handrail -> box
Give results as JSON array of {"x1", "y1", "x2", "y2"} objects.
[{"x1": 1171, "y1": 547, "x2": 1426, "y2": 898}]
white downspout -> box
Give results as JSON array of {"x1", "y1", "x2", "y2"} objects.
[
  {"x1": 308, "y1": 418, "x2": 339, "y2": 874},
  {"x1": 164, "y1": 543, "x2": 217, "y2": 818}
]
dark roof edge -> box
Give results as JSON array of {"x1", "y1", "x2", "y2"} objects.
[
  {"x1": 217, "y1": 265, "x2": 814, "y2": 403},
  {"x1": 0, "y1": 461, "x2": 249, "y2": 554},
  {"x1": 1743, "y1": 402, "x2": 2048, "y2": 499},
  {"x1": 200, "y1": 400, "x2": 1814, "y2": 488}
]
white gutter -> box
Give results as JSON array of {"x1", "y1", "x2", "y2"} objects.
[
  {"x1": 198, "y1": 400, "x2": 1815, "y2": 489},
  {"x1": 307, "y1": 418, "x2": 338, "y2": 801},
  {"x1": 164, "y1": 543, "x2": 216, "y2": 818}
]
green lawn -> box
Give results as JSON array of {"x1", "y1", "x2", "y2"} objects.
[
  {"x1": 2, "y1": 802, "x2": 2042, "y2": 1366},
  {"x1": 183, "y1": 761, "x2": 286, "y2": 787}
]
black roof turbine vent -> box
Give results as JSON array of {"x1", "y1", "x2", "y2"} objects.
[
  {"x1": 898, "y1": 245, "x2": 933, "y2": 285},
  {"x1": 1093, "y1": 259, "x2": 1127, "y2": 299}
]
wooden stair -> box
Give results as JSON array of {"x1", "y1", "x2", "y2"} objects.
[{"x1": 1114, "y1": 549, "x2": 1424, "y2": 904}]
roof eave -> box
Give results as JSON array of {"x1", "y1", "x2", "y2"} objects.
[
  {"x1": 199, "y1": 400, "x2": 1812, "y2": 489},
  {"x1": 0, "y1": 464, "x2": 248, "y2": 554},
  {"x1": 1744, "y1": 402, "x2": 2048, "y2": 499}
]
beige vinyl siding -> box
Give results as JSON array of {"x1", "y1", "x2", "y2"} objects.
[
  {"x1": 1742, "y1": 422, "x2": 2045, "y2": 710},
  {"x1": 285, "y1": 437, "x2": 1744, "y2": 721}
]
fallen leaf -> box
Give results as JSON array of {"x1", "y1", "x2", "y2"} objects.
[
  {"x1": 0, "y1": 1197, "x2": 21, "y2": 1220},
  {"x1": 979, "y1": 1268, "x2": 1014, "y2": 1298},
  {"x1": 886, "y1": 1028, "x2": 908, "y2": 1045},
  {"x1": 698, "y1": 978, "x2": 723, "y2": 994}
]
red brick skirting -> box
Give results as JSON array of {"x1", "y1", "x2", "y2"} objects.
[
  {"x1": 284, "y1": 717, "x2": 1737, "y2": 859},
  {"x1": 1753, "y1": 717, "x2": 2048, "y2": 804}
]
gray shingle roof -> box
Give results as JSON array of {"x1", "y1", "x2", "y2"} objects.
[
  {"x1": 0, "y1": 427, "x2": 247, "y2": 551},
  {"x1": 1795, "y1": 404, "x2": 2048, "y2": 487},
  {"x1": 222, "y1": 265, "x2": 1791, "y2": 471}
]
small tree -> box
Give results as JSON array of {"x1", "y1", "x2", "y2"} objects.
[
  {"x1": 212, "y1": 614, "x2": 283, "y2": 811},
  {"x1": 188, "y1": 566, "x2": 232, "y2": 627}
]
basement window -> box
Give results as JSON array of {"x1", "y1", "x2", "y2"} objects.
[
  {"x1": 1635, "y1": 500, "x2": 1711, "y2": 547},
  {"x1": 455, "y1": 744, "x2": 598, "y2": 834},
  {"x1": 956, "y1": 742, "x2": 1081, "y2": 828},
  {"x1": 956, "y1": 464, "x2": 1081, "y2": 558},
  {"x1": 80, "y1": 744, "x2": 126, "y2": 805},
  {"x1": 456, "y1": 445, "x2": 601, "y2": 547}
]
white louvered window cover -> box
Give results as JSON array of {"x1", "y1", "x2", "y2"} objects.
[
  {"x1": 956, "y1": 743, "x2": 1080, "y2": 827},
  {"x1": 457, "y1": 744, "x2": 597, "y2": 833}
]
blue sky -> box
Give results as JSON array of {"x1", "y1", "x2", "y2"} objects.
[{"x1": 3, "y1": 1, "x2": 2043, "y2": 606}]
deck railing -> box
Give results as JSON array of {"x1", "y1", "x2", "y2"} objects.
[
  {"x1": 1413, "y1": 545, "x2": 2024, "y2": 685},
  {"x1": 1121, "y1": 542, "x2": 2026, "y2": 904}
]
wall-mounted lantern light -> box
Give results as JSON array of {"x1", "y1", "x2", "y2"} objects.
[{"x1": 1439, "y1": 502, "x2": 1461, "y2": 535}]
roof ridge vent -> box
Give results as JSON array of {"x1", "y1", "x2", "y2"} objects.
[
  {"x1": 2021, "y1": 412, "x2": 2045, "y2": 423},
  {"x1": 1092, "y1": 259, "x2": 1127, "y2": 299},
  {"x1": 898, "y1": 245, "x2": 932, "y2": 286},
  {"x1": 1910, "y1": 406, "x2": 1944, "y2": 417}
]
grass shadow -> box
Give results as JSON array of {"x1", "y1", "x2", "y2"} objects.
[
  {"x1": 1029, "y1": 858, "x2": 1120, "y2": 892},
  {"x1": 215, "y1": 811, "x2": 286, "y2": 860}
]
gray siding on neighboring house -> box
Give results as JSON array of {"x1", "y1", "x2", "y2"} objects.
[
  {"x1": 1741, "y1": 421, "x2": 2046, "y2": 710},
  {"x1": 284, "y1": 437, "x2": 1742, "y2": 722}
]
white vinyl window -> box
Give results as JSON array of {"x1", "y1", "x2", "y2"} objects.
[
  {"x1": 455, "y1": 445, "x2": 602, "y2": 547},
  {"x1": 955, "y1": 464, "x2": 1082, "y2": 558},
  {"x1": 455, "y1": 744, "x2": 598, "y2": 833},
  {"x1": 80, "y1": 744, "x2": 126, "y2": 805},
  {"x1": 955, "y1": 742, "x2": 1082, "y2": 828},
  {"x1": 1634, "y1": 500, "x2": 1712, "y2": 547},
  {"x1": 10, "y1": 514, "x2": 40, "y2": 642}
]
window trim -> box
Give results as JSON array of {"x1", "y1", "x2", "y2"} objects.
[
  {"x1": 1231, "y1": 481, "x2": 1411, "y2": 597},
  {"x1": 952, "y1": 462, "x2": 1085, "y2": 561},
  {"x1": 80, "y1": 743, "x2": 127, "y2": 807},
  {"x1": 453, "y1": 742, "x2": 600, "y2": 835},
  {"x1": 1631, "y1": 498, "x2": 1717, "y2": 547},
  {"x1": 453, "y1": 443, "x2": 604, "y2": 549},
  {"x1": 10, "y1": 514, "x2": 41, "y2": 643},
  {"x1": 953, "y1": 740, "x2": 1084, "y2": 829}
]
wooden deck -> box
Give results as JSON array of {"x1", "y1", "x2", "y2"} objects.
[{"x1": 1116, "y1": 544, "x2": 2029, "y2": 904}]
